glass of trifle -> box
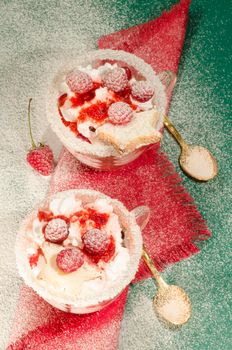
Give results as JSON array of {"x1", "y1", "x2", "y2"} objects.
[
  {"x1": 47, "y1": 49, "x2": 167, "y2": 170},
  {"x1": 15, "y1": 189, "x2": 146, "y2": 313}
]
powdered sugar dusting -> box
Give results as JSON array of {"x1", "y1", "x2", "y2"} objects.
[
  {"x1": 1, "y1": 0, "x2": 231, "y2": 349},
  {"x1": 0, "y1": 1, "x2": 119, "y2": 347}
]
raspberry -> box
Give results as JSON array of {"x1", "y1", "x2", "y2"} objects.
[
  {"x1": 56, "y1": 248, "x2": 84, "y2": 273},
  {"x1": 27, "y1": 145, "x2": 54, "y2": 176},
  {"x1": 83, "y1": 229, "x2": 110, "y2": 255},
  {"x1": 26, "y1": 99, "x2": 54, "y2": 176},
  {"x1": 103, "y1": 68, "x2": 128, "y2": 92},
  {"x1": 44, "y1": 218, "x2": 69, "y2": 243},
  {"x1": 131, "y1": 81, "x2": 155, "y2": 102},
  {"x1": 66, "y1": 69, "x2": 93, "y2": 94},
  {"x1": 108, "y1": 102, "x2": 133, "y2": 125}
]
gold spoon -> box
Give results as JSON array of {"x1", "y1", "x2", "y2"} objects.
[
  {"x1": 142, "y1": 247, "x2": 191, "y2": 326},
  {"x1": 164, "y1": 116, "x2": 218, "y2": 181},
  {"x1": 132, "y1": 206, "x2": 192, "y2": 326},
  {"x1": 158, "y1": 70, "x2": 218, "y2": 181}
]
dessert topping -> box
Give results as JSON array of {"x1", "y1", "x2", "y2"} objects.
[
  {"x1": 131, "y1": 81, "x2": 155, "y2": 102},
  {"x1": 66, "y1": 69, "x2": 93, "y2": 94},
  {"x1": 44, "y1": 218, "x2": 69, "y2": 243},
  {"x1": 56, "y1": 247, "x2": 84, "y2": 273},
  {"x1": 108, "y1": 102, "x2": 133, "y2": 125},
  {"x1": 103, "y1": 67, "x2": 128, "y2": 92}
]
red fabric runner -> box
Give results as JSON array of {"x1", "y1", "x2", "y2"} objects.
[
  {"x1": 8, "y1": 1, "x2": 211, "y2": 349},
  {"x1": 99, "y1": 0, "x2": 191, "y2": 74}
]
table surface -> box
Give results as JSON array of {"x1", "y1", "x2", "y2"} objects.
[{"x1": 0, "y1": 0, "x2": 231, "y2": 349}]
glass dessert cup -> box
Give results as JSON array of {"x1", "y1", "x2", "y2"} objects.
[
  {"x1": 15, "y1": 189, "x2": 144, "y2": 314},
  {"x1": 47, "y1": 49, "x2": 167, "y2": 170}
]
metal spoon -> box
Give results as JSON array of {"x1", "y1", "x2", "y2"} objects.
[
  {"x1": 142, "y1": 247, "x2": 191, "y2": 326},
  {"x1": 164, "y1": 116, "x2": 218, "y2": 181},
  {"x1": 131, "y1": 206, "x2": 191, "y2": 326},
  {"x1": 159, "y1": 71, "x2": 218, "y2": 181}
]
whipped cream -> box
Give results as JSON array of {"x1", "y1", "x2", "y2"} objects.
[
  {"x1": 78, "y1": 63, "x2": 117, "y2": 82},
  {"x1": 49, "y1": 194, "x2": 82, "y2": 216},
  {"x1": 25, "y1": 195, "x2": 130, "y2": 300}
]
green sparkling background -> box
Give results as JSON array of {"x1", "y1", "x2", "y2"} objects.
[
  {"x1": 1, "y1": 0, "x2": 231, "y2": 349},
  {"x1": 116, "y1": 1, "x2": 232, "y2": 349}
]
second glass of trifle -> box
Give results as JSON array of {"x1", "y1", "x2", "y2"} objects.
[
  {"x1": 47, "y1": 49, "x2": 167, "y2": 170},
  {"x1": 16, "y1": 189, "x2": 145, "y2": 313}
]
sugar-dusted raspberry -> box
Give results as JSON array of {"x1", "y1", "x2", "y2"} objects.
[
  {"x1": 103, "y1": 68, "x2": 128, "y2": 92},
  {"x1": 108, "y1": 102, "x2": 133, "y2": 125},
  {"x1": 131, "y1": 81, "x2": 155, "y2": 102},
  {"x1": 83, "y1": 229, "x2": 110, "y2": 255},
  {"x1": 56, "y1": 248, "x2": 84, "y2": 273},
  {"x1": 44, "y1": 218, "x2": 69, "y2": 243},
  {"x1": 66, "y1": 69, "x2": 93, "y2": 94}
]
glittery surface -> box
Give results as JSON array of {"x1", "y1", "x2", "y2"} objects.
[
  {"x1": 8, "y1": 285, "x2": 128, "y2": 350},
  {"x1": 48, "y1": 147, "x2": 209, "y2": 278},
  {"x1": 0, "y1": 0, "x2": 231, "y2": 349}
]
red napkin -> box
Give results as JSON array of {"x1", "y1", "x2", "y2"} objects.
[
  {"x1": 8, "y1": 1, "x2": 210, "y2": 349},
  {"x1": 99, "y1": 0, "x2": 191, "y2": 74}
]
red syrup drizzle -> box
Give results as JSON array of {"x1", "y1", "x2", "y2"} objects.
[
  {"x1": 29, "y1": 247, "x2": 46, "y2": 268},
  {"x1": 88, "y1": 209, "x2": 109, "y2": 229},
  {"x1": 38, "y1": 211, "x2": 69, "y2": 224},
  {"x1": 78, "y1": 102, "x2": 108, "y2": 123},
  {"x1": 70, "y1": 208, "x2": 109, "y2": 230},
  {"x1": 58, "y1": 106, "x2": 79, "y2": 136},
  {"x1": 38, "y1": 210, "x2": 53, "y2": 222}
]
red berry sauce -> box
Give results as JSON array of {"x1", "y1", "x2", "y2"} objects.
[
  {"x1": 58, "y1": 93, "x2": 67, "y2": 107},
  {"x1": 88, "y1": 209, "x2": 109, "y2": 229},
  {"x1": 29, "y1": 247, "x2": 45, "y2": 268},
  {"x1": 38, "y1": 210, "x2": 53, "y2": 222},
  {"x1": 69, "y1": 208, "x2": 109, "y2": 230},
  {"x1": 79, "y1": 102, "x2": 108, "y2": 123}
]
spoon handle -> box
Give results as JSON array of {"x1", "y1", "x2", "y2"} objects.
[
  {"x1": 131, "y1": 206, "x2": 168, "y2": 289},
  {"x1": 164, "y1": 116, "x2": 187, "y2": 150},
  {"x1": 142, "y1": 247, "x2": 168, "y2": 290}
]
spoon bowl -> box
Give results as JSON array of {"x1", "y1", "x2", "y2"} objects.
[
  {"x1": 164, "y1": 115, "x2": 218, "y2": 181},
  {"x1": 179, "y1": 144, "x2": 218, "y2": 181},
  {"x1": 153, "y1": 284, "x2": 191, "y2": 326},
  {"x1": 142, "y1": 247, "x2": 192, "y2": 326},
  {"x1": 159, "y1": 70, "x2": 218, "y2": 182},
  {"x1": 132, "y1": 205, "x2": 192, "y2": 326}
]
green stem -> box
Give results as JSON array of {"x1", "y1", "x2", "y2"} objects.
[{"x1": 28, "y1": 98, "x2": 36, "y2": 149}]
